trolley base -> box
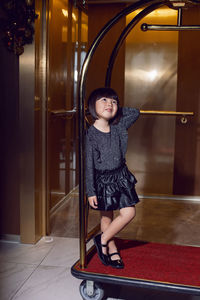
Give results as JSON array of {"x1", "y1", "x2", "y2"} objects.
[{"x1": 71, "y1": 239, "x2": 200, "y2": 298}]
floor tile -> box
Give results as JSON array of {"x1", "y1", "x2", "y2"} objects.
[
  {"x1": 0, "y1": 237, "x2": 55, "y2": 265},
  {"x1": 41, "y1": 237, "x2": 79, "y2": 267},
  {"x1": 12, "y1": 266, "x2": 81, "y2": 300},
  {"x1": 0, "y1": 262, "x2": 36, "y2": 300}
]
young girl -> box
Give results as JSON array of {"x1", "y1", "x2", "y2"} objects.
[{"x1": 85, "y1": 87, "x2": 140, "y2": 269}]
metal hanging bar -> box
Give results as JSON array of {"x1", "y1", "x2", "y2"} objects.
[
  {"x1": 177, "y1": 7, "x2": 182, "y2": 26},
  {"x1": 141, "y1": 6, "x2": 200, "y2": 31},
  {"x1": 141, "y1": 23, "x2": 200, "y2": 31},
  {"x1": 141, "y1": 4, "x2": 200, "y2": 31}
]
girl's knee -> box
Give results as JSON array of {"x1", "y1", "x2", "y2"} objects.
[
  {"x1": 120, "y1": 206, "x2": 136, "y2": 221},
  {"x1": 128, "y1": 206, "x2": 136, "y2": 220}
]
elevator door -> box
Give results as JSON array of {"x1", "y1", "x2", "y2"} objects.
[
  {"x1": 125, "y1": 7, "x2": 178, "y2": 195},
  {"x1": 47, "y1": 0, "x2": 88, "y2": 233},
  {"x1": 125, "y1": 6, "x2": 200, "y2": 197}
]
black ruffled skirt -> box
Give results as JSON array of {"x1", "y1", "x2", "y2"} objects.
[{"x1": 94, "y1": 164, "x2": 139, "y2": 211}]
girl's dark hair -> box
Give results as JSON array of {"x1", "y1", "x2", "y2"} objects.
[{"x1": 87, "y1": 87, "x2": 122, "y2": 124}]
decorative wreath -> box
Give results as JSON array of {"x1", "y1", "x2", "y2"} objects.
[{"x1": 0, "y1": 0, "x2": 38, "y2": 56}]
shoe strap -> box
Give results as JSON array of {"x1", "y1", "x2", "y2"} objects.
[
  {"x1": 101, "y1": 243, "x2": 107, "y2": 247},
  {"x1": 109, "y1": 252, "x2": 120, "y2": 257}
]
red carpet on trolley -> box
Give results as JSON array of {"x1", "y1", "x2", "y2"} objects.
[{"x1": 79, "y1": 239, "x2": 200, "y2": 287}]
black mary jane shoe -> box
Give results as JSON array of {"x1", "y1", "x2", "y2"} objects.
[
  {"x1": 93, "y1": 234, "x2": 109, "y2": 266},
  {"x1": 108, "y1": 252, "x2": 124, "y2": 269}
]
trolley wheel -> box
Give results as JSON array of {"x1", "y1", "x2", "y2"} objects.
[{"x1": 79, "y1": 280, "x2": 104, "y2": 300}]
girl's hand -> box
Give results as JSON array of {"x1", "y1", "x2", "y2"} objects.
[{"x1": 88, "y1": 196, "x2": 98, "y2": 209}]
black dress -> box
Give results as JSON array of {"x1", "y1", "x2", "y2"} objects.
[{"x1": 85, "y1": 107, "x2": 140, "y2": 211}]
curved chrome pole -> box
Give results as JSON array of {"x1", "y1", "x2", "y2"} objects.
[
  {"x1": 105, "y1": 0, "x2": 167, "y2": 87},
  {"x1": 79, "y1": 0, "x2": 159, "y2": 99},
  {"x1": 78, "y1": 0, "x2": 162, "y2": 269},
  {"x1": 78, "y1": 0, "x2": 200, "y2": 268}
]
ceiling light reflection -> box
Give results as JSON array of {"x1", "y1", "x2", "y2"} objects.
[
  {"x1": 72, "y1": 13, "x2": 77, "y2": 21},
  {"x1": 62, "y1": 9, "x2": 68, "y2": 17},
  {"x1": 126, "y1": 68, "x2": 159, "y2": 82},
  {"x1": 148, "y1": 69, "x2": 158, "y2": 81}
]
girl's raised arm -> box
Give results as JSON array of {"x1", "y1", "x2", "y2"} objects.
[{"x1": 119, "y1": 107, "x2": 140, "y2": 129}]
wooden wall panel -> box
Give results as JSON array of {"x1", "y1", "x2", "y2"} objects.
[{"x1": 173, "y1": 7, "x2": 200, "y2": 195}]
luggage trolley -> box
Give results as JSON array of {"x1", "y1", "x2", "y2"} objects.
[{"x1": 71, "y1": 1, "x2": 200, "y2": 299}]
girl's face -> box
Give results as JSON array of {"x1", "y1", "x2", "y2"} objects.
[{"x1": 95, "y1": 97, "x2": 118, "y2": 121}]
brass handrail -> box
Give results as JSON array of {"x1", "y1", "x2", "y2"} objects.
[
  {"x1": 140, "y1": 110, "x2": 194, "y2": 116},
  {"x1": 51, "y1": 108, "x2": 76, "y2": 116},
  {"x1": 51, "y1": 109, "x2": 194, "y2": 117}
]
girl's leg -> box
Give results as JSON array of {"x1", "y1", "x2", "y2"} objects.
[
  {"x1": 101, "y1": 206, "x2": 136, "y2": 258},
  {"x1": 100, "y1": 210, "x2": 113, "y2": 233},
  {"x1": 100, "y1": 210, "x2": 118, "y2": 256}
]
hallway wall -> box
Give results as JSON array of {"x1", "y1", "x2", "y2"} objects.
[{"x1": 0, "y1": 40, "x2": 20, "y2": 236}]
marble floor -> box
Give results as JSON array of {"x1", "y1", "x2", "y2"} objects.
[
  {"x1": 0, "y1": 237, "x2": 81, "y2": 300},
  {"x1": 1, "y1": 194, "x2": 200, "y2": 300}
]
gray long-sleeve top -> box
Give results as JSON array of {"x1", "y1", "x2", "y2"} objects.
[{"x1": 85, "y1": 107, "x2": 140, "y2": 197}]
